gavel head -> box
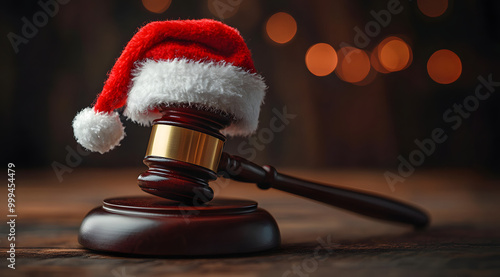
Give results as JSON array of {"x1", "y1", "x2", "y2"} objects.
[
  {"x1": 138, "y1": 105, "x2": 231, "y2": 204},
  {"x1": 72, "y1": 20, "x2": 266, "y2": 204}
]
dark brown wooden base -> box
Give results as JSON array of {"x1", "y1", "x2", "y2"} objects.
[{"x1": 78, "y1": 196, "x2": 280, "y2": 256}]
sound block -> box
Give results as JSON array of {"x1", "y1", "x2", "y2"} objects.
[{"x1": 79, "y1": 196, "x2": 280, "y2": 256}]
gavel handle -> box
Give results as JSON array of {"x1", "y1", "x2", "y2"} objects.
[{"x1": 218, "y1": 152, "x2": 429, "y2": 228}]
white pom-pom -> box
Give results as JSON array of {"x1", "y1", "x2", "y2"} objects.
[{"x1": 72, "y1": 107, "x2": 125, "y2": 154}]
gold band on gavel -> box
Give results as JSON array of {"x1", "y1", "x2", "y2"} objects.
[{"x1": 145, "y1": 124, "x2": 225, "y2": 172}]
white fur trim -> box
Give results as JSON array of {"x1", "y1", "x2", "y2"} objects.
[
  {"x1": 72, "y1": 107, "x2": 125, "y2": 154},
  {"x1": 124, "y1": 59, "x2": 266, "y2": 136}
]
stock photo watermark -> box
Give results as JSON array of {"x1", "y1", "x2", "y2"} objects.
[
  {"x1": 209, "y1": 0, "x2": 243, "y2": 20},
  {"x1": 339, "y1": 0, "x2": 404, "y2": 60},
  {"x1": 238, "y1": 106, "x2": 297, "y2": 161},
  {"x1": 52, "y1": 144, "x2": 90, "y2": 182},
  {"x1": 385, "y1": 74, "x2": 500, "y2": 191},
  {"x1": 111, "y1": 266, "x2": 135, "y2": 277},
  {"x1": 6, "y1": 163, "x2": 17, "y2": 270},
  {"x1": 282, "y1": 234, "x2": 337, "y2": 277},
  {"x1": 7, "y1": 0, "x2": 71, "y2": 54}
]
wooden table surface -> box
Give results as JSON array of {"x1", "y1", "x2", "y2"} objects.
[{"x1": 1, "y1": 167, "x2": 499, "y2": 277}]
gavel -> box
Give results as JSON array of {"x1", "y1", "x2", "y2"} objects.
[
  {"x1": 74, "y1": 19, "x2": 429, "y2": 256},
  {"x1": 138, "y1": 106, "x2": 429, "y2": 228}
]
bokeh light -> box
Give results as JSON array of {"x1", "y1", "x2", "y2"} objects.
[
  {"x1": 305, "y1": 43, "x2": 338, "y2": 76},
  {"x1": 417, "y1": 0, "x2": 448, "y2": 17},
  {"x1": 370, "y1": 46, "x2": 390, "y2": 74},
  {"x1": 142, "y1": 0, "x2": 171, "y2": 14},
  {"x1": 378, "y1": 37, "x2": 412, "y2": 72},
  {"x1": 335, "y1": 47, "x2": 371, "y2": 83},
  {"x1": 427, "y1": 49, "x2": 462, "y2": 84},
  {"x1": 352, "y1": 67, "x2": 378, "y2": 86},
  {"x1": 266, "y1": 12, "x2": 297, "y2": 44}
]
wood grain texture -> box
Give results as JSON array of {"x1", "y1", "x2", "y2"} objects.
[{"x1": 1, "y1": 168, "x2": 499, "y2": 276}]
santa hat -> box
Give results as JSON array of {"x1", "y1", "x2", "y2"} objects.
[{"x1": 72, "y1": 19, "x2": 266, "y2": 154}]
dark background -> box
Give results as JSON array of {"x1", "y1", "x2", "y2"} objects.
[{"x1": 1, "y1": 0, "x2": 499, "y2": 174}]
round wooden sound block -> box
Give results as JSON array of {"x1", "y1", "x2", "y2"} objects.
[{"x1": 78, "y1": 196, "x2": 280, "y2": 256}]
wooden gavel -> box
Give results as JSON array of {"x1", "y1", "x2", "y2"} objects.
[{"x1": 137, "y1": 106, "x2": 429, "y2": 228}]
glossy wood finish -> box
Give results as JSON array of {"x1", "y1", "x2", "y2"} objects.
[
  {"x1": 79, "y1": 196, "x2": 280, "y2": 256},
  {"x1": 138, "y1": 106, "x2": 231, "y2": 204},
  {"x1": 138, "y1": 156, "x2": 217, "y2": 204},
  {"x1": 6, "y1": 168, "x2": 500, "y2": 276},
  {"x1": 78, "y1": 105, "x2": 428, "y2": 257},
  {"x1": 137, "y1": 106, "x2": 429, "y2": 228},
  {"x1": 219, "y1": 153, "x2": 429, "y2": 228},
  {"x1": 79, "y1": 106, "x2": 281, "y2": 256}
]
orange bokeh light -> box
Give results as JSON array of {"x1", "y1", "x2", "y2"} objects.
[
  {"x1": 378, "y1": 37, "x2": 412, "y2": 72},
  {"x1": 305, "y1": 43, "x2": 338, "y2": 77},
  {"x1": 427, "y1": 49, "x2": 462, "y2": 84},
  {"x1": 370, "y1": 46, "x2": 390, "y2": 74},
  {"x1": 266, "y1": 12, "x2": 297, "y2": 44},
  {"x1": 353, "y1": 68, "x2": 378, "y2": 86},
  {"x1": 335, "y1": 47, "x2": 371, "y2": 83},
  {"x1": 142, "y1": 0, "x2": 171, "y2": 14},
  {"x1": 417, "y1": 0, "x2": 448, "y2": 17}
]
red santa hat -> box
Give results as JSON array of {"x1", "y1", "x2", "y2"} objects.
[{"x1": 72, "y1": 19, "x2": 266, "y2": 154}]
